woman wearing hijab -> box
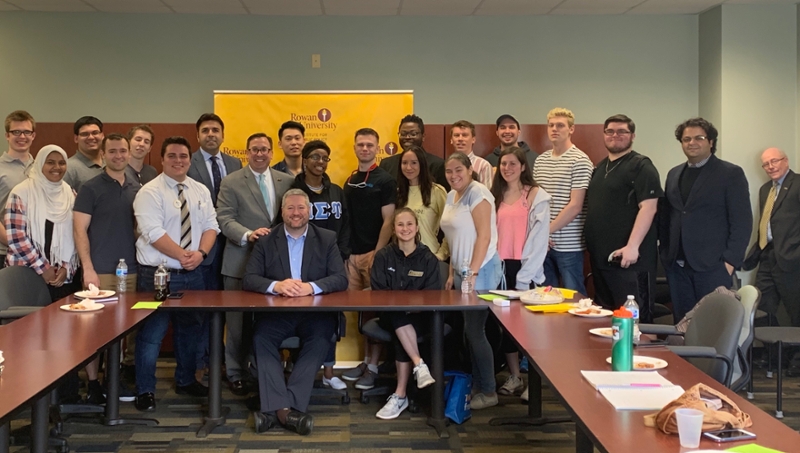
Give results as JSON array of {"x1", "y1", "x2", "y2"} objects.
[{"x1": 5, "y1": 144, "x2": 80, "y2": 301}]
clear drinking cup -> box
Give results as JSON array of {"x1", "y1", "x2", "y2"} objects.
[{"x1": 675, "y1": 408, "x2": 704, "y2": 448}]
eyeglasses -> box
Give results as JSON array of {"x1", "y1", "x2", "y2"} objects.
[
  {"x1": 603, "y1": 129, "x2": 631, "y2": 137},
  {"x1": 399, "y1": 131, "x2": 421, "y2": 138},
  {"x1": 78, "y1": 130, "x2": 102, "y2": 138},
  {"x1": 306, "y1": 155, "x2": 331, "y2": 163},
  {"x1": 762, "y1": 157, "x2": 787, "y2": 169},
  {"x1": 248, "y1": 147, "x2": 271, "y2": 155},
  {"x1": 681, "y1": 135, "x2": 707, "y2": 144},
  {"x1": 9, "y1": 130, "x2": 34, "y2": 137}
]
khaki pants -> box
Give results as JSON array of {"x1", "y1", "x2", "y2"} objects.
[
  {"x1": 346, "y1": 251, "x2": 375, "y2": 291},
  {"x1": 98, "y1": 273, "x2": 139, "y2": 365}
]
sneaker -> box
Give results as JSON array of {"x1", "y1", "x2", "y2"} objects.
[
  {"x1": 86, "y1": 380, "x2": 106, "y2": 405},
  {"x1": 104, "y1": 381, "x2": 136, "y2": 402},
  {"x1": 413, "y1": 361, "x2": 435, "y2": 389},
  {"x1": 520, "y1": 386, "x2": 529, "y2": 402},
  {"x1": 354, "y1": 370, "x2": 377, "y2": 390},
  {"x1": 376, "y1": 393, "x2": 408, "y2": 420},
  {"x1": 497, "y1": 375, "x2": 524, "y2": 395},
  {"x1": 341, "y1": 362, "x2": 367, "y2": 382},
  {"x1": 470, "y1": 392, "x2": 498, "y2": 410},
  {"x1": 322, "y1": 376, "x2": 347, "y2": 390}
]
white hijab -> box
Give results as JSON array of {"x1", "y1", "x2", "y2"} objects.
[{"x1": 10, "y1": 145, "x2": 77, "y2": 268}]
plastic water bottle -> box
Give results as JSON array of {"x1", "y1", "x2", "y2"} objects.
[
  {"x1": 116, "y1": 259, "x2": 128, "y2": 292},
  {"x1": 460, "y1": 258, "x2": 473, "y2": 294},
  {"x1": 623, "y1": 295, "x2": 640, "y2": 340},
  {"x1": 154, "y1": 260, "x2": 169, "y2": 301}
]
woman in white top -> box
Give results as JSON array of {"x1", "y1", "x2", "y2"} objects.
[
  {"x1": 396, "y1": 146, "x2": 449, "y2": 261},
  {"x1": 440, "y1": 152, "x2": 502, "y2": 410}
]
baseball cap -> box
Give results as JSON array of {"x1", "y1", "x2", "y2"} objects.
[{"x1": 495, "y1": 114, "x2": 520, "y2": 129}]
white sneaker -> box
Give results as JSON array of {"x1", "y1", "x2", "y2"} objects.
[
  {"x1": 376, "y1": 393, "x2": 409, "y2": 420},
  {"x1": 498, "y1": 375, "x2": 524, "y2": 395},
  {"x1": 521, "y1": 386, "x2": 529, "y2": 402},
  {"x1": 322, "y1": 376, "x2": 347, "y2": 390},
  {"x1": 413, "y1": 361, "x2": 435, "y2": 389}
]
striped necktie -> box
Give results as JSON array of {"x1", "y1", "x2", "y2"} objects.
[
  {"x1": 178, "y1": 183, "x2": 192, "y2": 250},
  {"x1": 758, "y1": 184, "x2": 777, "y2": 249}
]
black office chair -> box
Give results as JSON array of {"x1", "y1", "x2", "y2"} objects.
[{"x1": 0, "y1": 265, "x2": 52, "y2": 324}]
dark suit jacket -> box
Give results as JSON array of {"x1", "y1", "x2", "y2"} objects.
[
  {"x1": 379, "y1": 149, "x2": 449, "y2": 191},
  {"x1": 242, "y1": 222, "x2": 348, "y2": 295},
  {"x1": 744, "y1": 170, "x2": 800, "y2": 272},
  {"x1": 658, "y1": 154, "x2": 752, "y2": 271},
  {"x1": 187, "y1": 150, "x2": 243, "y2": 207}
]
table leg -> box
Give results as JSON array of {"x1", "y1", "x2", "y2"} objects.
[
  {"x1": 197, "y1": 311, "x2": 229, "y2": 438},
  {"x1": 489, "y1": 364, "x2": 571, "y2": 426},
  {"x1": 776, "y1": 341, "x2": 784, "y2": 419},
  {"x1": 747, "y1": 345, "x2": 754, "y2": 400},
  {"x1": 426, "y1": 310, "x2": 449, "y2": 438},
  {"x1": 0, "y1": 421, "x2": 9, "y2": 453},
  {"x1": 575, "y1": 423, "x2": 594, "y2": 453},
  {"x1": 104, "y1": 340, "x2": 158, "y2": 427},
  {"x1": 30, "y1": 394, "x2": 49, "y2": 453}
]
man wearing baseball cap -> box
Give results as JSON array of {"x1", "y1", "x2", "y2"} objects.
[{"x1": 486, "y1": 114, "x2": 537, "y2": 170}]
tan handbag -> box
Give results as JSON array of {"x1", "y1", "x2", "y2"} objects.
[{"x1": 644, "y1": 383, "x2": 752, "y2": 434}]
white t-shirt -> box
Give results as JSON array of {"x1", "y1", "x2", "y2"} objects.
[
  {"x1": 440, "y1": 181, "x2": 498, "y2": 270},
  {"x1": 533, "y1": 146, "x2": 593, "y2": 252}
]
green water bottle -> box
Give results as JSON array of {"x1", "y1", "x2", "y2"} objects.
[{"x1": 611, "y1": 307, "x2": 634, "y2": 371}]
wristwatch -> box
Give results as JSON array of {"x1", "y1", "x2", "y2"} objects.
[{"x1": 199, "y1": 250, "x2": 208, "y2": 260}]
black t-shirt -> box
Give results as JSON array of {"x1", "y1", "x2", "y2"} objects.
[
  {"x1": 585, "y1": 151, "x2": 663, "y2": 272},
  {"x1": 73, "y1": 172, "x2": 139, "y2": 274},
  {"x1": 343, "y1": 165, "x2": 397, "y2": 255}
]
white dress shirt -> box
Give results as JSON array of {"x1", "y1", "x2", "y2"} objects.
[{"x1": 134, "y1": 173, "x2": 220, "y2": 268}]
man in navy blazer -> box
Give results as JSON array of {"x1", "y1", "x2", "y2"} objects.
[
  {"x1": 658, "y1": 117, "x2": 752, "y2": 323},
  {"x1": 243, "y1": 189, "x2": 347, "y2": 436}
]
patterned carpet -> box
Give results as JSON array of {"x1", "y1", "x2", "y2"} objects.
[{"x1": 7, "y1": 356, "x2": 800, "y2": 453}]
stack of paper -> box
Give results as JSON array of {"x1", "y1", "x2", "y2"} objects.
[{"x1": 581, "y1": 370, "x2": 685, "y2": 411}]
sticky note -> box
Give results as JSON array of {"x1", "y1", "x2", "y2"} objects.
[
  {"x1": 132, "y1": 301, "x2": 162, "y2": 310},
  {"x1": 727, "y1": 444, "x2": 785, "y2": 453},
  {"x1": 478, "y1": 294, "x2": 507, "y2": 301}
]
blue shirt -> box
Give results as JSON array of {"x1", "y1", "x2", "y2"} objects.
[
  {"x1": 767, "y1": 171, "x2": 789, "y2": 243},
  {"x1": 199, "y1": 148, "x2": 228, "y2": 193},
  {"x1": 266, "y1": 225, "x2": 322, "y2": 295}
]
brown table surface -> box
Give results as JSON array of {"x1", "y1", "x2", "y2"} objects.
[
  {"x1": 490, "y1": 300, "x2": 800, "y2": 452},
  {"x1": 160, "y1": 289, "x2": 490, "y2": 311},
  {"x1": 0, "y1": 293, "x2": 156, "y2": 352}
]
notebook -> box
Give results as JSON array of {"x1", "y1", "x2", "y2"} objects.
[{"x1": 581, "y1": 370, "x2": 674, "y2": 389}]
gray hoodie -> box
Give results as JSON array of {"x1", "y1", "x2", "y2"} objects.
[{"x1": 486, "y1": 141, "x2": 537, "y2": 172}]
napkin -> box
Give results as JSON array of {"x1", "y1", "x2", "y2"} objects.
[{"x1": 86, "y1": 283, "x2": 101, "y2": 297}]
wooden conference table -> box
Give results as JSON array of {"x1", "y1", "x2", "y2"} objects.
[
  {"x1": 490, "y1": 300, "x2": 800, "y2": 453},
  {"x1": 0, "y1": 293, "x2": 158, "y2": 453},
  {"x1": 160, "y1": 289, "x2": 486, "y2": 438}
]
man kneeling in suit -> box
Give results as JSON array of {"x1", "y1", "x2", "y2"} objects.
[{"x1": 243, "y1": 188, "x2": 348, "y2": 435}]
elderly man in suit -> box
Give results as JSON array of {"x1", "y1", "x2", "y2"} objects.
[
  {"x1": 216, "y1": 132, "x2": 293, "y2": 395},
  {"x1": 658, "y1": 117, "x2": 752, "y2": 323},
  {"x1": 744, "y1": 148, "x2": 800, "y2": 371},
  {"x1": 244, "y1": 188, "x2": 348, "y2": 435}
]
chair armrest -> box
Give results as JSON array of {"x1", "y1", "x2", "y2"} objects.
[
  {"x1": 668, "y1": 346, "x2": 735, "y2": 387},
  {"x1": 0, "y1": 306, "x2": 43, "y2": 319},
  {"x1": 640, "y1": 324, "x2": 681, "y2": 336}
]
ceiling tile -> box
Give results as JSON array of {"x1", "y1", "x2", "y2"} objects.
[
  {"x1": 164, "y1": 0, "x2": 247, "y2": 14},
  {"x1": 628, "y1": 0, "x2": 722, "y2": 14},
  {"x1": 85, "y1": 0, "x2": 173, "y2": 13},
  {"x1": 245, "y1": 0, "x2": 322, "y2": 15},
  {"x1": 551, "y1": 0, "x2": 644, "y2": 14},
  {"x1": 475, "y1": 0, "x2": 562, "y2": 15},
  {"x1": 401, "y1": 0, "x2": 481, "y2": 15},
  {"x1": 6, "y1": 0, "x2": 95, "y2": 11},
  {"x1": 322, "y1": 0, "x2": 400, "y2": 16}
]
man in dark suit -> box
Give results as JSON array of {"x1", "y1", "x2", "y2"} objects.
[
  {"x1": 658, "y1": 117, "x2": 752, "y2": 323},
  {"x1": 243, "y1": 188, "x2": 348, "y2": 435},
  {"x1": 379, "y1": 114, "x2": 449, "y2": 191},
  {"x1": 744, "y1": 148, "x2": 800, "y2": 332},
  {"x1": 216, "y1": 132, "x2": 293, "y2": 395}
]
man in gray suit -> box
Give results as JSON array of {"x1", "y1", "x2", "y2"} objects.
[
  {"x1": 217, "y1": 132, "x2": 293, "y2": 394},
  {"x1": 244, "y1": 189, "x2": 348, "y2": 435}
]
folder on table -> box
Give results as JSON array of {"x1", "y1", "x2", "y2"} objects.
[{"x1": 598, "y1": 386, "x2": 685, "y2": 411}]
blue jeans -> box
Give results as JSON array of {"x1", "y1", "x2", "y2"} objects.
[
  {"x1": 135, "y1": 266, "x2": 205, "y2": 395},
  {"x1": 454, "y1": 253, "x2": 502, "y2": 394},
  {"x1": 543, "y1": 250, "x2": 587, "y2": 295}
]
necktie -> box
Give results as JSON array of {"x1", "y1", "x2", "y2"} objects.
[
  {"x1": 178, "y1": 183, "x2": 192, "y2": 250},
  {"x1": 758, "y1": 184, "x2": 777, "y2": 249},
  {"x1": 259, "y1": 173, "x2": 272, "y2": 219},
  {"x1": 210, "y1": 155, "x2": 222, "y2": 203}
]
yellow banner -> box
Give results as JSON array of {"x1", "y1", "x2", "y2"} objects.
[{"x1": 214, "y1": 91, "x2": 413, "y2": 186}]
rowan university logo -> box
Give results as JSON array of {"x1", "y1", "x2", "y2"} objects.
[
  {"x1": 317, "y1": 108, "x2": 331, "y2": 122},
  {"x1": 385, "y1": 142, "x2": 399, "y2": 155}
]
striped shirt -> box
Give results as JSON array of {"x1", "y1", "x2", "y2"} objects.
[
  {"x1": 533, "y1": 146, "x2": 593, "y2": 252},
  {"x1": 468, "y1": 152, "x2": 493, "y2": 190}
]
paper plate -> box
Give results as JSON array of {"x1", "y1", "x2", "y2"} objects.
[
  {"x1": 75, "y1": 289, "x2": 115, "y2": 299},
  {"x1": 589, "y1": 327, "x2": 614, "y2": 339},
  {"x1": 60, "y1": 303, "x2": 104, "y2": 312},
  {"x1": 605, "y1": 355, "x2": 668, "y2": 370},
  {"x1": 569, "y1": 308, "x2": 613, "y2": 318}
]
